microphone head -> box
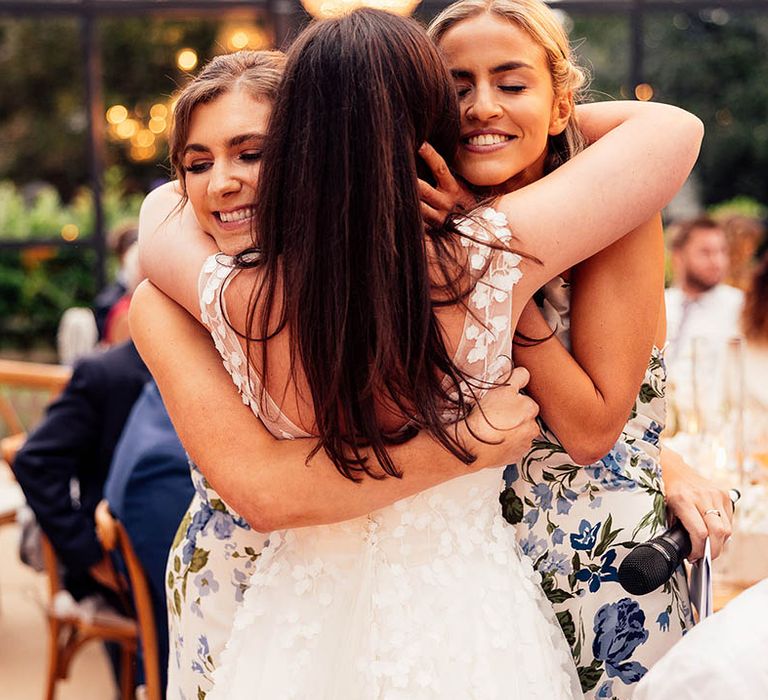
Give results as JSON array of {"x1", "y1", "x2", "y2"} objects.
[{"x1": 618, "y1": 538, "x2": 678, "y2": 596}]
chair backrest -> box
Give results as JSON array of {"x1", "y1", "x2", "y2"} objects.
[
  {"x1": 40, "y1": 530, "x2": 65, "y2": 600},
  {"x1": 1, "y1": 362, "x2": 72, "y2": 525},
  {"x1": 95, "y1": 500, "x2": 162, "y2": 700},
  {"x1": 0, "y1": 359, "x2": 72, "y2": 439}
]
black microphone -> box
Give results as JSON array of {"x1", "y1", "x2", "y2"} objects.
[{"x1": 617, "y1": 489, "x2": 740, "y2": 596}]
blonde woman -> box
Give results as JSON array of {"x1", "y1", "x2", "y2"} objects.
[{"x1": 422, "y1": 1, "x2": 732, "y2": 697}]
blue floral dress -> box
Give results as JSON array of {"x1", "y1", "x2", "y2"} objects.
[
  {"x1": 165, "y1": 464, "x2": 265, "y2": 699},
  {"x1": 503, "y1": 278, "x2": 693, "y2": 700}
]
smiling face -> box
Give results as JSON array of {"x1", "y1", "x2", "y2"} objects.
[
  {"x1": 438, "y1": 13, "x2": 571, "y2": 192},
  {"x1": 182, "y1": 87, "x2": 272, "y2": 250}
]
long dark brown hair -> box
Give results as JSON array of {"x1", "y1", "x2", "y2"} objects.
[
  {"x1": 743, "y1": 251, "x2": 768, "y2": 343},
  {"x1": 237, "y1": 9, "x2": 505, "y2": 481}
]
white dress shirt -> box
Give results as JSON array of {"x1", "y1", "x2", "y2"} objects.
[{"x1": 665, "y1": 284, "x2": 744, "y2": 425}]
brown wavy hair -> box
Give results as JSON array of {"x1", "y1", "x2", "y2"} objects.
[
  {"x1": 742, "y1": 251, "x2": 768, "y2": 343},
  {"x1": 237, "y1": 9, "x2": 511, "y2": 481}
]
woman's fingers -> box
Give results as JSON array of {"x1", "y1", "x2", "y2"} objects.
[
  {"x1": 669, "y1": 498, "x2": 709, "y2": 562},
  {"x1": 418, "y1": 142, "x2": 455, "y2": 191},
  {"x1": 667, "y1": 487, "x2": 734, "y2": 561},
  {"x1": 418, "y1": 179, "x2": 454, "y2": 219},
  {"x1": 702, "y1": 496, "x2": 733, "y2": 560},
  {"x1": 420, "y1": 202, "x2": 447, "y2": 229},
  {"x1": 662, "y1": 452, "x2": 736, "y2": 562},
  {"x1": 508, "y1": 366, "x2": 531, "y2": 392}
]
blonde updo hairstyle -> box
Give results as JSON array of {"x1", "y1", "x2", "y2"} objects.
[
  {"x1": 428, "y1": 0, "x2": 587, "y2": 174},
  {"x1": 169, "y1": 50, "x2": 286, "y2": 195}
]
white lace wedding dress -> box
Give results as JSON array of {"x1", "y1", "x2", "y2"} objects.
[{"x1": 200, "y1": 209, "x2": 583, "y2": 699}]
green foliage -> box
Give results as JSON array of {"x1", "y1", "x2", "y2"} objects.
[
  {"x1": 0, "y1": 15, "x2": 219, "y2": 197},
  {"x1": 0, "y1": 246, "x2": 97, "y2": 351},
  {"x1": 0, "y1": 171, "x2": 142, "y2": 350},
  {"x1": 0, "y1": 167, "x2": 142, "y2": 240},
  {"x1": 645, "y1": 11, "x2": 768, "y2": 207},
  {"x1": 572, "y1": 11, "x2": 768, "y2": 210},
  {"x1": 571, "y1": 14, "x2": 629, "y2": 101},
  {"x1": 708, "y1": 195, "x2": 767, "y2": 220}
]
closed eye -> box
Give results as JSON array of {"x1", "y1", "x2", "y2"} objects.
[
  {"x1": 453, "y1": 80, "x2": 472, "y2": 99},
  {"x1": 239, "y1": 151, "x2": 263, "y2": 162},
  {"x1": 185, "y1": 161, "x2": 212, "y2": 174}
]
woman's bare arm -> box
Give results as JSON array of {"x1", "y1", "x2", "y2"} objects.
[
  {"x1": 498, "y1": 101, "x2": 702, "y2": 313},
  {"x1": 137, "y1": 182, "x2": 215, "y2": 320},
  {"x1": 513, "y1": 214, "x2": 665, "y2": 464},
  {"x1": 130, "y1": 281, "x2": 540, "y2": 531}
]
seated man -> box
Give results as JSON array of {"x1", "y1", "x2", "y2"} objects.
[
  {"x1": 104, "y1": 379, "x2": 194, "y2": 691},
  {"x1": 12, "y1": 340, "x2": 150, "y2": 600}
]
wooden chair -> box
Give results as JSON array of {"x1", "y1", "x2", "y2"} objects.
[
  {"x1": 0, "y1": 358, "x2": 72, "y2": 436},
  {"x1": 95, "y1": 499, "x2": 163, "y2": 700},
  {"x1": 39, "y1": 531, "x2": 138, "y2": 700}
]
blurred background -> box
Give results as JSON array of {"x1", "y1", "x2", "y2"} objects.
[
  {"x1": 0, "y1": 1, "x2": 766, "y2": 698},
  {"x1": 0, "y1": 0, "x2": 766, "y2": 355}
]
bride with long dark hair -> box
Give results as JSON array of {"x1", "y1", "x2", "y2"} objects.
[{"x1": 133, "y1": 8, "x2": 702, "y2": 698}]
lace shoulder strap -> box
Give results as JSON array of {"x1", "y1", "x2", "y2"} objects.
[
  {"x1": 197, "y1": 253, "x2": 312, "y2": 439},
  {"x1": 453, "y1": 207, "x2": 523, "y2": 388},
  {"x1": 198, "y1": 253, "x2": 260, "y2": 413}
]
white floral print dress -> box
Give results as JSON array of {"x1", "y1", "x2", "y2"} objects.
[
  {"x1": 177, "y1": 209, "x2": 584, "y2": 699},
  {"x1": 502, "y1": 277, "x2": 694, "y2": 700}
]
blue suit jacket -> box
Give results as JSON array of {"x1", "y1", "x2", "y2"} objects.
[{"x1": 105, "y1": 380, "x2": 194, "y2": 690}]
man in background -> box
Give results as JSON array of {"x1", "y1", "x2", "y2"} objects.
[
  {"x1": 12, "y1": 341, "x2": 151, "y2": 600},
  {"x1": 93, "y1": 220, "x2": 139, "y2": 341},
  {"x1": 665, "y1": 216, "x2": 745, "y2": 426}
]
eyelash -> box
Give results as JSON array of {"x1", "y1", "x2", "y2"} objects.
[
  {"x1": 185, "y1": 162, "x2": 211, "y2": 174},
  {"x1": 184, "y1": 151, "x2": 263, "y2": 174},
  {"x1": 455, "y1": 84, "x2": 526, "y2": 99}
]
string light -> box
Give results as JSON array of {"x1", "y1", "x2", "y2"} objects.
[
  {"x1": 106, "y1": 105, "x2": 128, "y2": 125},
  {"x1": 150, "y1": 103, "x2": 168, "y2": 119},
  {"x1": 148, "y1": 117, "x2": 167, "y2": 134},
  {"x1": 115, "y1": 118, "x2": 138, "y2": 140},
  {"x1": 634, "y1": 83, "x2": 654, "y2": 101},
  {"x1": 301, "y1": 0, "x2": 420, "y2": 19},
  {"x1": 230, "y1": 30, "x2": 249, "y2": 49},
  {"x1": 176, "y1": 48, "x2": 198, "y2": 71},
  {"x1": 60, "y1": 224, "x2": 80, "y2": 242},
  {"x1": 133, "y1": 130, "x2": 156, "y2": 148}
]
